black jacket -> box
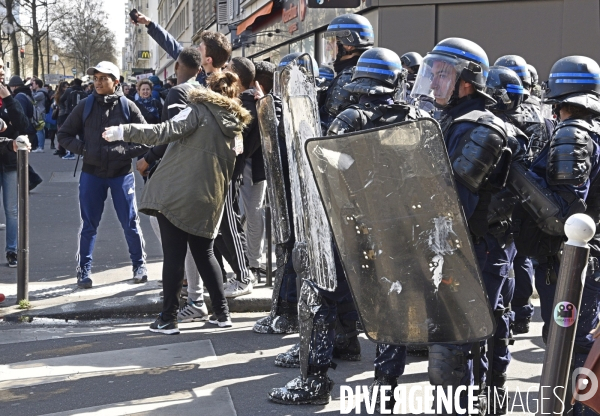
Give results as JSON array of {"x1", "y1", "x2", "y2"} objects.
[
  {"x1": 57, "y1": 89, "x2": 148, "y2": 178},
  {"x1": 236, "y1": 90, "x2": 264, "y2": 182},
  {"x1": 0, "y1": 95, "x2": 29, "y2": 171}
]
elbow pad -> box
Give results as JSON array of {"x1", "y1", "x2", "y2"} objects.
[
  {"x1": 327, "y1": 107, "x2": 364, "y2": 136},
  {"x1": 547, "y1": 119, "x2": 595, "y2": 186},
  {"x1": 507, "y1": 163, "x2": 585, "y2": 236},
  {"x1": 450, "y1": 111, "x2": 508, "y2": 193}
]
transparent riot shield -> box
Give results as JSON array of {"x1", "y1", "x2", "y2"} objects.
[
  {"x1": 305, "y1": 118, "x2": 495, "y2": 344},
  {"x1": 280, "y1": 55, "x2": 337, "y2": 292},
  {"x1": 256, "y1": 95, "x2": 291, "y2": 245}
]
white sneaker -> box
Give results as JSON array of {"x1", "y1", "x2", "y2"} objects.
[
  {"x1": 208, "y1": 313, "x2": 233, "y2": 328},
  {"x1": 32, "y1": 148, "x2": 44, "y2": 153},
  {"x1": 224, "y1": 280, "x2": 253, "y2": 298},
  {"x1": 0, "y1": 224, "x2": 6, "y2": 230},
  {"x1": 177, "y1": 300, "x2": 209, "y2": 322}
]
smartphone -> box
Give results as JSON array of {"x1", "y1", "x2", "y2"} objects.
[{"x1": 129, "y1": 9, "x2": 139, "y2": 23}]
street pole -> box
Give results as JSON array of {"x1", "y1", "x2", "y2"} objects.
[
  {"x1": 537, "y1": 213, "x2": 596, "y2": 416},
  {"x1": 16, "y1": 149, "x2": 29, "y2": 304}
]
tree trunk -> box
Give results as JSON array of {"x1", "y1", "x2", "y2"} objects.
[
  {"x1": 5, "y1": 0, "x2": 20, "y2": 76},
  {"x1": 31, "y1": 0, "x2": 40, "y2": 77},
  {"x1": 38, "y1": 39, "x2": 45, "y2": 80}
]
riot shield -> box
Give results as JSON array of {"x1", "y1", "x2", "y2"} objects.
[
  {"x1": 305, "y1": 118, "x2": 495, "y2": 344},
  {"x1": 256, "y1": 95, "x2": 291, "y2": 245},
  {"x1": 280, "y1": 55, "x2": 337, "y2": 292}
]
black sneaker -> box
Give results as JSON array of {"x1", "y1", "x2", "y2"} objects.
[
  {"x1": 208, "y1": 313, "x2": 233, "y2": 328},
  {"x1": 6, "y1": 251, "x2": 17, "y2": 268},
  {"x1": 149, "y1": 315, "x2": 180, "y2": 335}
]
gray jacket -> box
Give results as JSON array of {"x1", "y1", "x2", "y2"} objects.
[{"x1": 122, "y1": 88, "x2": 252, "y2": 238}]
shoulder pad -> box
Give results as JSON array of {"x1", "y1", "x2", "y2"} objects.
[
  {"x1": 452, "y1": 110, "x2": 507, "y2": 138},
  {"x1": 555, "y1": 118, "x2": 599, "y2": 135}
]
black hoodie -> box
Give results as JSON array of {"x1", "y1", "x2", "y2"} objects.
[
  {"x1": 234, "y1": 90, "x2": 263, "y2": 182},
  {"x1": 57, "y1": 89, "x2": 149, "y2": 178}
]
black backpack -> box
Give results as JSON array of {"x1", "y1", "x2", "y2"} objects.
[{"x1": 67, "y1": 89, "x2": 87, "y2": 114}]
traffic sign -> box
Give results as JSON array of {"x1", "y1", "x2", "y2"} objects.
[
  {"x1": 72, "y1": 67, "x2": 77, "y2": 75},
  {"x1": 44, "y1": 74, "x2": 64, "y2": 84}
]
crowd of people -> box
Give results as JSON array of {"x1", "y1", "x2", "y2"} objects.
[{"x1": 0, "y1": 8, "x2": 598, "y2": 415}]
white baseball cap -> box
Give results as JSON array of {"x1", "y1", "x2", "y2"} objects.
[{"x1": 87, "y1": 61, "x2": 120, "y2": 80}]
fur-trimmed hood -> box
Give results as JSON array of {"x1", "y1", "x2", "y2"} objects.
[{"x1": 188, "y1": 87, "x2": 253, "y2": 139}]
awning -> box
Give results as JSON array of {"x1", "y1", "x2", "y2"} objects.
[{"x1": 236, "y1": 2, "x2": 274, "y2": 35}]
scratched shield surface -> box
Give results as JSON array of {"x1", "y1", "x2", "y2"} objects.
[{"x1": 305, "y1": 118, "x2": 495, "y2": 344}]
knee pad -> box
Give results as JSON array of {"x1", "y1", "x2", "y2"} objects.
[{"x1": 428, "y1": 344, "x2": 468, "y2": 387}]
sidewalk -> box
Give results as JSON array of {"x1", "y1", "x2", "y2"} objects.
[{"x1": 0, "y1": 148, "x2": 273, "y2": 321}]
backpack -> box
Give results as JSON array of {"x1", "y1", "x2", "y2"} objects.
[
  {"x1": 67, "y1": 89, "x2": 87, "y2": 114},
  {"x1": 82, "y1": 95, "x2": 131, "y2": 125},
  {"x1": 17, "y1": 92, "x2": 44, "y2": 131}
]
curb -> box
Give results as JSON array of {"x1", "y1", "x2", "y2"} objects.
[{"x1": 2, "y1": 293, "x2": 272, "y2": 322}]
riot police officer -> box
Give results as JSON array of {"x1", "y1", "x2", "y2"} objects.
[
  {"x1": 411, "y1": 37, "x2": 512, "y2": 414},
  {"x1": 482, "y1": 66, "x2": 532, "y2": 414},
  {"x1": 494, "y1": 55, "x2": 551, "y2": 334},
  {"x1": 495, "y1": 55, "x2": 551, "y2": 160},
  {"x1": 319, "y1": 13, "x2": 374, "y2": 134},
  {"x1": 329, "y1": 47, "x2": 433, "y2": 412},
  {"x1": 268, "y1": 48, "x2": 418, "y2": 406},
  {"x1": 507, "y1": 56, "x2": 600, "y2": 416},
  {"x1": 252, "y1": 54, "x2": 310, "y2": 335}
]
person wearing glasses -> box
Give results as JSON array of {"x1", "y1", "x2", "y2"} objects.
[{"x1": 57, "y1": 61, "x2": 149, "y2": 289}]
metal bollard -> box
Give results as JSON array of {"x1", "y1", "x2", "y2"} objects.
[
  {"x1": 16, "y1": 148, "x2": 29, "y2": 303},
  {"x1": 537, "y1": 213, "x2": 596, "y2": 416}
]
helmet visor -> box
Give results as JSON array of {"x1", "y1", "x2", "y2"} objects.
[
  {"x1": 321, "y1": 33, "x2": 338, "y2": 66},
  {"x1": 411, "y1": 54, "x2": 467, "y2": 107}
]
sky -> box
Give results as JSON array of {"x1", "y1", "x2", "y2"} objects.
[{"x1": 104, "y1": 0, "x2": 126, "y2": 64}]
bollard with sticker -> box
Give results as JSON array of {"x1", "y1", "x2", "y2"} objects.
[{"x1": 538, "y1": 214, "x2": 596, "y2": 416}]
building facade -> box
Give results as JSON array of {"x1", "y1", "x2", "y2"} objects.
[
  {"x1": 124, "y1": 0, "x2": 159, "y2": 81},
  {"x1": 124, "y1": 0, "x2": 600, "y2": 83}
]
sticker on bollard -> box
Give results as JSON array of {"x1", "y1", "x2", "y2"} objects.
[{"x1": 554, "y1": 301, "x2": 577, "y2": 327}]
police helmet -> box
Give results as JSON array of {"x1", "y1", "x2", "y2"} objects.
[
  {"x1": 344, "y1": 48, "x2": 406, "y2": 95},
  {"x1": 494, "y1": 55, "x2": 531, "y2": 89},
  {"x1": 324, "y1": 14, "x2": 374, "y2": 48},
  {"x1": 277, "y1": 52, "x2": 318, "y2": 78},
  {"x1": 543, "y1": 56, "x2": 600, "y2": 115},
  {"x1": 485, "y1": 66, "x2": 525, "y2": 112},
  {"x1": 317, "y1": 65, "x2": 335, "y2": 89},
  {"x1": 527, "y1": 64, "x2": 538, "y2": 85},
  {"x1": 400, "y1": 52, "x2": 423, "y2": 74},
  {"x1": 411, "y1": 37, "x2": 491, "y2": 106}
]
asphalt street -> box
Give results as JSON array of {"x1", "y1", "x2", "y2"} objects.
[
  {"x1": 0, "y1": 148, "x2": 546, "y2": 416},
  {"x1": 0, "y1": 306, "x2": 546, "y2": 416},
  {"x1": 0, "y1": 149, "x2": 163, "y2": 290}
]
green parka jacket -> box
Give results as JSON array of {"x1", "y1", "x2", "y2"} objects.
[{"x1": 122, "y1": 87, "x2": 252, "y2": 239}]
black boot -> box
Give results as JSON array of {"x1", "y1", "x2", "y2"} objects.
[
  {"x1": 487, "y1": 371, "x2": 508, "y2": 415},
  {"x1": 268, "y1": 365, "x2": 334, "y2": 405},
  {"x1": 333, "y1": 319, "x2": 361, "y2": 361},
  {"x1": 512, "y1": 318, "x2": 530, "y2": 335},
  {"x1": 368, "y1": 371, "x2": 397, "y2": 413},
  {"x1": 254, "y1": 300, "x2": 299, "y2": 334},
  {"x1": 274, "y1": 342, "x2": 300, "y2": 368}
]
